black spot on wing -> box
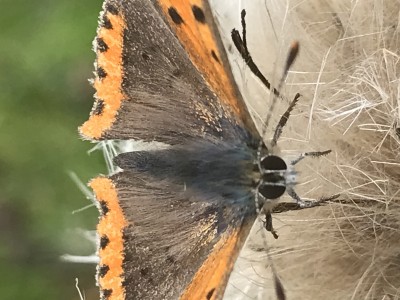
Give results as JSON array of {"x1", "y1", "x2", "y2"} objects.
[
  {"x1": 168, "y1": 7, "x2": 184, "y2": 25},
  {"x1": 97, "y1": 67, "x2": 107, "y2": 79},
  {"x1": 206, "y1": 288, "x2": 216, "y2": 300},
  {"x1": 141, "y1": 52, "x2": 150, "y2": 61},
  {"x1": 99, "y1": 200, "x2": 109, "y2": 216},
  {"x1": 166, "y1": 255, "x2": 175, "y2": 263},
  {"x1": 211, "y1": 50, "x2": 220, "y2": 64},
  {"x1": 102, "y1": 15, "x2": 112, "y2": 29},
  {"x1": 93, "y1": 99, "x2": 105, "y2": 115},
  {"x1": 99, "y1": 265, "x2": 110, "y2": 278},
  {"x1": 172, "y1": 68, "x2": 181, "y2": 77},
  {"x1": 97, "y1": 37, "x2": 109, "y2": 52},
  {"x1": 105, "y1": 3, "x2": 118, "y2": 15},
  {"x1": 102, "y1": 288, "x2": 112, "y2": 299},
  {"x1": 140, "y1": 267, "x2": 149, "y2": 276},
  {"x1": 192, "y1": 5, "x2": 206, "y2": 23},
  {"x1": 100, "y1": 235, "x2": 110, "y2": 249}
]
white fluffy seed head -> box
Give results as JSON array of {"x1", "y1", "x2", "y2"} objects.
[{"x1": 215, "y1": 1, "x2": 400, "y2": 299}]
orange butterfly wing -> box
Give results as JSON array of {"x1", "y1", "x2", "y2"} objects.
[
  {"x1": 82, "y1": 1, "x2": 259, "y2": 300},
  {"x1": 156, "y1": 0, "x2": 258, "y2": 137}
]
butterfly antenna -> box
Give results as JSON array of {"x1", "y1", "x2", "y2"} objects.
[
  {"x1": 232, "y1": 10, "x2": 299, "y2": 158},
  {"x1": 271, "y1": 92, "x2": 301, "y2": 148},
  {"x1": 231, "y1": 10, "x2": 279, "y2": 96},
  {"x1": 241, "y1": 10, "x2": 247, "y2": 49},
  {"x1": 258, "y1": 41, "x2": 300, "y2": 157}
]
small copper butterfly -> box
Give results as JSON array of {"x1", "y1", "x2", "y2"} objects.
[{"x1": 80, "y1": 1, "x2": 338, "y2": 299}]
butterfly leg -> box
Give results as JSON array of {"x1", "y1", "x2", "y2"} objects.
[
  {"x1": 289, "y1": 146, "x2": 338, "y2": 204},
  {"x1": 263, "y1": 209, "x2": 279, "y2": 239},
  {"x1": 287, "y1": 187, "x2": 320, "y2": 208},
  {"x1": 287, "y1": 187, "x2": 340, "y2": 208},
  {"x1": 290, "y1": 149, "x2": 332, "y2": 166},
  {"x1": 255, "y1": 186, "x2": 280, "y2": 239},
  {"x1": 271, "y1": 93, "x2": 301, "y2": 147}
]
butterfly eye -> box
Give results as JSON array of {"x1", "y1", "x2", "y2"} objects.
[
  {"x1": 260, "y1": 155, "x2": 287, "y2": 171},
  {"x1": 258, "y1": 156, "x2": 287, "y2": 199},
  {"x1": 259, "y1": 184, "x2": 286, "y2": 200}
]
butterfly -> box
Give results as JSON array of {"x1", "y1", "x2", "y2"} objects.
[{"x1": 80, "y1": 1, "x2": 336, "y2": 299}]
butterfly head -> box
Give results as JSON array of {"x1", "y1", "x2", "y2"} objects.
[{"x1": 252, "y1": 138, "x2": 297, "y2": 209}]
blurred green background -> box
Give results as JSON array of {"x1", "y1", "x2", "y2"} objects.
[{"x1": 1, "y1": 0, "x2": 106, "y2": 299}]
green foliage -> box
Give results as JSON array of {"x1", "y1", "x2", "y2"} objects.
[{"x1": 0, "y1": 0, "x2": 105, "y2": 298}]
